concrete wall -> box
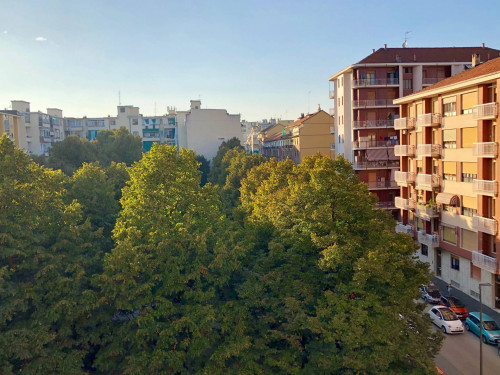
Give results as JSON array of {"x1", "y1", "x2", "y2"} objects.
[{"x1": 298, "y1": 110, "x2": 334, "y2": 162}]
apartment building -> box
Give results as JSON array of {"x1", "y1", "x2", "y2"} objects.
[
  {"x1": 329, "y1": 45, "x2": 500, "y2": 213},
  {"x1": 261, "y1": 109, "x2": 334, "y2": 164},
  {"x1": 0, "y1": 110, "x2": 25, "y2": 149},
  {"x1": 394, "y1": 56, "x2": 500, "y2": 310}
]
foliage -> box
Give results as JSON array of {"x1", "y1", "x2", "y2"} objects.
[
  {"x1": 45, "y1": 135, "x2": 97, "y2": 175},
  {"x1": 208, "y1": 137, "x2": 244, "y2": 186},
  {"x1": 195, "y1": 154, "x2": 210, "y2": 186},
  {"x1": 95, "y1": 127, "x2": 143, "y2": 167}
]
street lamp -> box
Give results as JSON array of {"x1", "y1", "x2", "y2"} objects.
[{"x1": 479, "y1": 282, "x2": 492, "y2": 375}]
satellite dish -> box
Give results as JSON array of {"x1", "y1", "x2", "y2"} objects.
[{"x1": 402, "y1": 41, "x2": 408, "y2": 48}]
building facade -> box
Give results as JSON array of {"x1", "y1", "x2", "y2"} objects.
[
  {"x1": 0, "y1": 110, "x2": 25, "y2": 149},
  {"x1": 329, "y1": 45, "x2": 500, "y2": 213},
  {"x1": 261, "y1": 109, "x2": 335, "y2": 164},
  {"x1": 394, "y1": 56, "x2": 500, "y2": 310}
]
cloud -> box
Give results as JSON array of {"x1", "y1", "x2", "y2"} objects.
[{"x1": 35, "y1": 36, "x2": 47, "y2": 42}]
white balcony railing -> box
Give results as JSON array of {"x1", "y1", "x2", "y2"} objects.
[
  {"x1": 472, "y1": 142, "x2": 498, "y2": 158},
  {"x1": 415, "y1": 174, "x2": 440, "y2": 190},
  {"x1": 352, "y1": 99, "x2": 398, "y2": 108},
  {"x1": 395, "y1": 197, "x2": 416, "y2": 210},
  {"x1": 418, "y1": 230, "x2": 440, "y2": 248},
  {"x1": 353, "y1": 119, "x2": 394, "y2": 129},
  {"x1": 417, "y1": 144, "x2": 441, "y2": 158},
  {"x1": 395, "y1": 171, "x2": 415, "y2": 185},
  {"x1": 472, "y1": 215, "x2": 498, "y2": 235},
  {"x1": 472, "y1": 252, "x2": 499, "y2": 274},
  {"x1": 352, "y1": 78, "x2": 399, "y2": 87},
  {"x1": 329, "y1": 126, "x2": 335, "y2": 134},
  {"x1": 329, "y1": 108, "x2": 335, "y2": 116},
  {"x1": 394, "y1": 117, "x2": 415, "y2": 130},
  {"x1": 473, "y1": 179, "x2": 498, "y2": 196},
  {"x1": 472, "y1": 102, "x2": 498, "y2": 120},
  {"x1": 396, "y1": 222, "x2": 415, "y2": 236},
  {"x1": 416, "y1": 204, "x2": 439, "y2": 220},
  {"x1": 329, "y1": 90, "x2": 335, "y2": 99},
  {"x1": 352, "y1": 160, "x2": 400, "y2": 170},
  {"x1": 375, "y1": 201, "x2": 396, "y2": 210},
  {"x1": 394, "y1": 145, "x2": 415, "y2": 157},
  {"x1": 416, "y1": 113, "x2": 441, "y2": 128},
  {"x1": 366, "y1": 180, "x2": 399, "y2": 189}
]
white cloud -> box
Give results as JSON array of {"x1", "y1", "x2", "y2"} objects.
[{"x1": 35, "y1": 36, "x2": 47, "y2": 42}]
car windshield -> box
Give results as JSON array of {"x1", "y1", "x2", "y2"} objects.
[
  {"x1": 448, "y1": 299, "x2": 465, "y2": 308},
  {"x1": 429, "y1": 290, "x2": 441, "y2": 298},
  {"x1": 441, "y1": 309, "x2": 458, "y2": 321},
  {"x1": 483, "y1": 321, "x2": 500, "y2": 331}
]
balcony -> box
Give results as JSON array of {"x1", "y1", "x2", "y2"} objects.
[
  {"x1": 366, "y1": 180, "x2": 399, "y2": 190},
  {"x1": 416, "y1": 113, "x2": 441, "y2": 128},
  {"x1": 353, "y1": 139, "x2": 394, "y2": 149},
  {"x1": 395, "y1": 197, "x2": 416, "y2": 210},
  {"x1": 396, "y1": 222, "x2": 415, "y2": 236},
  {"x1": 375, "y1": 201, "x2": 397, "y2": 210},
  {"x1": 416, "y1": 204, "x2": 439, "y2": 220},
  {"x1": 472, "y1": 142, "x2": 498, "y2": 158},
  {"x1": 352, "y1": 160, "x2": 400, "y2": 170},
  {"x1": 415, "y1": 174, "x2": 440, "y2": 190},
  {"x1": 352, "y1": 78, "x2": 399, "y2": 87},
  {"x1": 472, "y1": 102, "x2": 498, "y2": 120},
  {"x1": 472, "y1": 215, "x2": 498, "y2": 235},
  {"x1": 394, "y1": 117, "x2": 415, "y2": 130},
  {"x1": 329, "y1": 90, "x2": 335, "y2": 99},
  {"x1": 394, "y1": 145, "x2": 415, "y2": 157},
  {"x1": 472, "y1": 252, "x2": 499, "y2": 274},
  {"x1": 473, "y1": 179, "x2": 498, "y2": 196},
  {"x1": 418, "y1": 230, "x2": 440, "y2": 248},
  {"x1": 395, "y1": 171, "x2": 415, "y2": 185},
  {"x1": 329, "y1": 108, "x2": 335, "y2": 116},
  {"x1": 422, "y1": 77, "x2": 446, "y2": 86},
  {"x1": 417, "y1": 144, "x2": 441, "y2": 158},
  {"x1": 352, "y1": 99, "x2": 398, "y2": 109},
  {"x1": 353, "y1": 119, "x2": 394, "y2": 129},
  {"x1": 330, "y1": 126, "x2": 335, "y2": 134}
]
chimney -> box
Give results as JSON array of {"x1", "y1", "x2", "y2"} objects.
[
  {"x1": 472, "y1": 53, "x2": 480, "y2": 68},
  {"x1": 372, "y1": 49, "x2": 375, "y2": 53},
  {"x1": 300, "y1": 113, "x2": 304, "y2": 119},
  {"x1": 384, "y1": 44, "x2": 387, "y2": 49},
  {"x1": 317, "y1": 104, "x2": 321, "y2": 112},
  {"x1": 482, "y1": 43, "x2": 485, "y2": 48}
]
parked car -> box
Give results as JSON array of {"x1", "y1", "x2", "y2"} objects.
[
  {"x1": 420, "y1": 284, "x2": 441, "y2": 304},
  {"x1": 464, "y1": 312, "x2": 500, "y2": 345},
  {"x1": 439, "y1": 296, "x2": 469, "y2": 320},
  {"x1": 429, "y1": 306, "x2": 464, "y2": 334}
]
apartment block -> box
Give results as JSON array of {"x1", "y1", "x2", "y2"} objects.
[
  {"x1": 329, "y1": 45, "x2": 500, "y2": 213},
  {"x1": 394, "y1": 56, "x2": 500, "y2": 310},
  {"x1": 0, "y1": 110, "x2": 25, "y2": 149},
  {"x1": 261, "y1": 109, "x2": 335, "y2": 164}
]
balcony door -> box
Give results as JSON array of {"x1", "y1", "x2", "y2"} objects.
[{"x1": 435, "y1": 249, "x2": 442, "y2": 277}]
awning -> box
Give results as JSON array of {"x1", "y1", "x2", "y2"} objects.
[
  {"x1": 436, "y1": 193, "x2": 459, "y2": 206},
  {"x1": 387, "y1": 147, "x2": 399, "y2": 161},
  {"x1": 366, "y1": 149, "x2": 388, "y2": 161}
]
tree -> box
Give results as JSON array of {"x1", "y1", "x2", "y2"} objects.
[
  {"x1": 195, "y1": 154, "x2": 210, "y2": 186},
  {"x1": 94, "y1": 144, "x2": 237, "y2": 374},
  {"x1": 45, "y1": 135, "x2": 97, "y2": 175},
  {"x1": 95, "y1": 127, "x2": 143, "y2": 166},
  {"x1": 0, "y1": 135, "x2": 103, "y2": 374},
  {"x1": 208, "y1": 137, "x2": 244, "y2": 186}
]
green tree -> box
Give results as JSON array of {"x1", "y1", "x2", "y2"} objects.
[
  {"x1": 95, "y1": 127, "x2": 143, "y2": 166},
  {"x1": 95, "y1": 144, "x2": 237, "y2": 374},
  {"x1": 208, "y1": 137, "x2": 244, "y2": 186},
  {"x1": 195, "y1": 154, "x2": 210, "y2": 186},
  {"x1": 45, "y1": 135, "x2": 97, "y2": 175},
  {"x1": 105, "y1": 161, "x2": 130, "y2": 201}
]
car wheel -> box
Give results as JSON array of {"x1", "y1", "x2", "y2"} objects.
[
  {"x1": 497, "y1": 345, "x2": 500, "y2": 356},
  {"x1": 441, "y1": 326, "x2": 447, "y2": 334},
  {"x1": 482, "y1": 335, "x2": 487, "y2": 344},
  {"x1": 465, "y1": 323, "x2": 470, "y2": 331}
]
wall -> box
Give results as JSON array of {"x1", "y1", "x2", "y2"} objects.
[{"x1": 298, "y1": 111, "x2": 334, "y2": 162}]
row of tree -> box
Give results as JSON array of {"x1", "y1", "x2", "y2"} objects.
[{"x1": 0, "y1": 134, "x2": 442, "y2": 374}]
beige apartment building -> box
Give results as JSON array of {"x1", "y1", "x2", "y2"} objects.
[
  {"x1": 0, "y1": 110, "x2": 25, "y2": 149},
  {"x1": 261, "y1": 109, "x2": 334, "y2": 164},
  {"x1": 394, "y1": 56, "x2": 500, "y2": 310}
]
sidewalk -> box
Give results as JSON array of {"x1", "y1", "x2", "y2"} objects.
[{"x1": 431, "y1": 277, "x2": 500, "y2": 322}]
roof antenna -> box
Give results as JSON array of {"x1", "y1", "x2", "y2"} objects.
[
  {"x1": 403, "y1": 31, "x2": 411, "y2": 48},
  {"x1": 118, "y1": 91, "x2": 121, "y2": 106}
]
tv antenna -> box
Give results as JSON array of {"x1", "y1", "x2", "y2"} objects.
[{"x1": 403, "y1": 31, "x2": 411, "y2": 48}]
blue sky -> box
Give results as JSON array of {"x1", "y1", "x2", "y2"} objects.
[{"x1": 1, "y1": 0, "x2": 500, "y2": 121}]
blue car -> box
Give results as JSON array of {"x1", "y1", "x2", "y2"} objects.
[{"x1": 464, "y1": 312, "x2": 500, "y2": 344}]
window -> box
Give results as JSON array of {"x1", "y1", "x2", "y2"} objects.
[
  {"x1": 421, "y1": 244, "x2": 428, "y2": 256},
  {"x1": 403, "y1": 79, "x2": 413, "y2": 89},
  {"x1": 462, "y1": 196, "x2": 477, "y2": 217},
  {"x1": 462, "y1": 229, "x2": 478, "y2": 251},
  {"x1": 443, "y1": 226, "x2": 457, "y2": 245},
  {"x1": 443, "y1": 102, "x2": 456, "y2": 117},
  {"x1": 404, "y1": 67, "x2": 412, "y2": 74},
  {"x1": 461, "y1": 128, "x2": 477, "y2": 148},
  {"x1": 461, "y1": 162, "x2": 477, "y2": 182},
  {"x1": 132, "y1": 119, "x2": 138, "y2": 125},
  {"x1": 461, "y1": 92, "x2": 477, "y2": 114},
  {"x1": 470, "y1": 264, "x2": 481, "y2": 280},
  {"x1": 451, "y1": 255, "x2": 460, "y2": 270},
  {"x1": 442, "y1": 129, "x2": 456, "y2": 149},
  {"x1": 120, "y1": 107, "x2": 125, "y2": 113},
  {"x1": 443, "y1": 161, "x2": 457, "y2": 181},
  {"x1": 110, "y1": 120, "x2": 116, "y2": 125}
]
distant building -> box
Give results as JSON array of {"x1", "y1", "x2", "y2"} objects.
[
  {"x1": 394, "y1": 55, "x2": 500, "y2": 310},
  {"x1": 262, "y1": 109, "x2": 334, "y2": 164},
  {"x1": 0, "y1": 110, "x2": 25, "y2": 149},
  {"x1": 329, "y1": 44, "x2": 500, "y2": 212}
]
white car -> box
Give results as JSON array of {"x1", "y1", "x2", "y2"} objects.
[{"x1": 429, "y1": 306, "x2": 464, "y2": 334}]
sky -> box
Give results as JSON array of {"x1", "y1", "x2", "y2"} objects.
[{"x1": 1, "y1": 0, "x2": 500, "y2": 121}]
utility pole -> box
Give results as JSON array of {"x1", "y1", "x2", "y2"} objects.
[{"x1": 479, "y1": 282, "x2": 492, "y2": 375}]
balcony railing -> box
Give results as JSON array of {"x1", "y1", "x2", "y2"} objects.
[
  {"x1": 353, "y1": 119, "x2": 394, "y2": 129},
  {"x1": 416, "y1": 204, "x2": 439, "y2": 220},
  {"x1": 329, "y1": 90, "x2": 335, "y2": 99},
  {"x1": 472, "y1": 252, "x2": 499, "y2": 274},
  {"x1": 352, "y1": 78, "x2": 399, "y2": 87},
  {"x1": 366, "y1": 180, "x2": 399, "y2": 189},
  {"x1": 473, "y1": 179, "x2": 498, "y2": 196},
  {"x1": 472, "y1": 142, "x2": 498, "y2": 157},
  {"x1": 352, "y1": 99, "x2": 398, "y2": 108},
  {"x1": 416, "y1": 113, "x2": 441, "y2": 128},
  {"x1": 417, "y1": 230, "x2": 440, "y2": 248},
  {"x1": 417, "y1": 144, "x2": 441, "y2": 158},
  {"x1": 330, "y1": 126, "x2": 335, "y2": 134},
  {"x1": 396, "y1": 222, "x2": 415, "y2": 236},
  {"x1": 353, "y1": 140, "x2": 395, "y2": 149},
  {"x1": 472, "y1": 102, "x2": 498, "y2": 120},
  {"x1": 472, "y1": 215, "x2": 498, "y2": 235},
  {"x1": 395, "y1": 171, "x2": 415, "y2": 185},
  {"x1": 394, "y1": 117, "x2": 415, "y2": 130},
  {"x1": 422, "y1": 77, "x2": 445, "y2": 86},
  {"x1": 395, "y1": 197, "x2": 416, "y2": 210},
  {"x1": 375, "y1": 201, "x2": 397, "y2": 210},
  {"x1": 394, "y1": 145, "x2": 415, "y2": 157},
  {"x1": 415, "y1": 174, "x2": 440, "y2": 190},
  {"x1": 329, "y1": 108, "x2": 335, "y2": 116},
  {"x1": 352, "y1": 160, "x2": 400, "y2": 170}
]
